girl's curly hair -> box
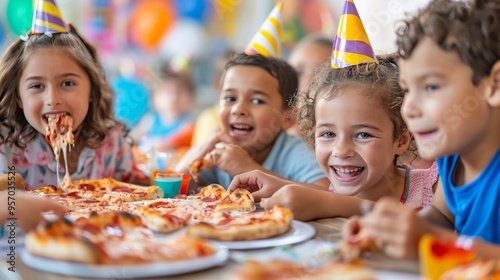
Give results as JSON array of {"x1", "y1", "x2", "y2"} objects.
[{"x1": 297, "y1": 55, "x2": 405, "y2": 150}]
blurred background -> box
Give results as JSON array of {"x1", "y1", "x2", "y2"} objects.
[{"x1": 0, "y1": 0, "x2": 431, "y2": 128}]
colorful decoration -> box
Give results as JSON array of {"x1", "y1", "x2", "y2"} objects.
[
  {"x1": 159, "y1": 19, "x2": 206, "y2": 59},
  {"x1": 174, "y1": 0, "x2": 209, "y2": 22},
  {"x1": 6, "y1": 0, "x2": 34, "y2": 36},
  {"x1": 129, "y1": 0, "x2": 175, "y2": 51},
  {"x1": 86, "y1": 0, "x2": 116, "y2": 53},
  {"x1": 111, "y1": 75, "x2": 149, "y2": 128},
  {"x1": 244, "y1": 2, "x2": 283, "y2": 58},
  {"x1": 30, "y1": 0, "x2": 69, "y2": 34},
  {"x1": 331, "y1": 0, "x2": 377, "y2": 69}
]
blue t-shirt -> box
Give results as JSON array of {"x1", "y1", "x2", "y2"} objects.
[
  {"x1": 199, "y1": 131, "x2": 326, "y2": 188},
  {"x1": 438, "y1": 148, "x2": 500, "y2": 243}
]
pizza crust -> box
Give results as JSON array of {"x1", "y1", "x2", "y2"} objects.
[
  {"x1": 187, "y1": 206, "x2": 293, "y2": 241},
  {"x1": 24, "y1": 218, "x2": 100, "y2": 264}
]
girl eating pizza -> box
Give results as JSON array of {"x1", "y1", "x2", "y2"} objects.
[{"x1": 0, "y1": 0, "x2": 148, "y2": 190}]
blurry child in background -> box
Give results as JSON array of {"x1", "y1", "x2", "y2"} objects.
[
  {"x1": 343, "y1": 0, "x2": 500, "y2": 260},
  {"x1": 191, "y1": 50, "x2": 236, "y2": 146},
  {"x1": 176, "y1": 53, "x2": 329, "y2": 189},
  {"x1": 0, "y1": 24, "x2": 149, "y2": 190},
  {"x1": 229, "y1": 57, "x2": 438, "y2": 221},
  {"x1": 288, "y1": 35, "x2": 333, "y2": 94},
  {"x1": 287, "y1": 35, "x2": 333, "y2": 138},
  {"x1": 131, "y1": 70, "x2": 196, "y2": 153}
]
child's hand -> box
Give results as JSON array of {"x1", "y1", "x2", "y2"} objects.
[
  {"x1": 359, "y1": 197, "x2": 432, "y2": 259},
  {"x1": 228, "y1": 170, "x2": 293, "y2": 201},
  {"x1": 5, "y1": 192, "x2": 65, "y2": 231},
  {"x1": 208, "y1": 143, "x2": 258, "y2": 176},
  {"x1": 260, "y1": 185, "x2": 322, "y2": 221},
  {"x1": 342, "y1": 215, "x2": 363, "y2": 241},
  {"x1": 174, "y1": 131, "x2": 233, "y2": 173}
]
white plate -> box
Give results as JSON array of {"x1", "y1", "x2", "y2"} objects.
[
  {"x1": 21, "y1": 246, "x2": 228, "y2": 279},
  {"x1": 376, "y1": 270, "x2": 420, "y2": 280},
  {"x1": 214, "y1": 221, "x2": 315, "y2": 250}
]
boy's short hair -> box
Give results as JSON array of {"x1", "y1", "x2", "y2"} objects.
[
  {"x1": 221, "y1": 53, "x2": 298, "y2": 110},
  {"x1": 397, "y1": 0, "x2": 500, "y2": 84}
]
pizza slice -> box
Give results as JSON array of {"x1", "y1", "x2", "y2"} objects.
[
  {"x1": 60, "y1": 178, "x2": 163, "y2": 202},
  {"x1": 188, "y1": 156, "x2": 213, "y2": 182},
  {"x1": 195, "y1": 184, "x2": 229, "y2": 202},
  {"x1": 237, "y1": 259, "x2": 376, "y2": 280},
  {"x1": 440, "y1": 259, "x2": 500, "y2": 280},
  {"x1": 133, "y1": 203, "x2": 190, "y2": 233},
  {"x1": 213, "y1": 188, "x2": 255, "y2": 213},
  {"x1": 25, "y1": 211, "x2": 217, "y2": 264},
  {"x1": 186, "y1": 205, "x2": 293, "y2": 241},
  {"x1": 337, "y1": 230, "x2": 381, "y2": 261}
]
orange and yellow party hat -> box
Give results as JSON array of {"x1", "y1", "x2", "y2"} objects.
[
  {"x1": 30, "y1": 0, "x2": 69, "y2": 34},
  {"x1": 331, "y1": 0, "x2": 376, "y2": 69},
  {"x1": 244, "y1": 3, "x2": 283, "y2": 58}
]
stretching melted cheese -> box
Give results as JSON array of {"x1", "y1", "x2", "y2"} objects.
[{"x1": 45, "y1": 113, "x2": 75, "y2": 188}]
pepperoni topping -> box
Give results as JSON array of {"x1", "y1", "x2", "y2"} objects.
[
  {"x1": 81, "y1": 223, "x2": 101, "y2": 235},
  {"x1": 111, "y1": 186, "x2": 132, "y2": 193},
  {"x1": 161, "y1": 213, "x2": 183, "y2": 226},
  {"x1": 201, "y1": 194, "x2": 218, "y2": 202},
  {"x1": 150, "y1": 201, "x2": 173, "y2": 208},
  {"x1": 217, "y1": 212, "x2": 233, "y2": 226},
  {"x1": 174, "y1": 194, "x2": 187, "y2": 199},
  {"x1": 78, "y1": 184, "x2": 95, "y2": 191}
]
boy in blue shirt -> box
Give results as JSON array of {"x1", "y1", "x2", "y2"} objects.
[{"x1": 344, "y1": 0, "x2": 500, "y2": 260}]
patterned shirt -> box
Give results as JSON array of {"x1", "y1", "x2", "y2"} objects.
[{"x1": 0, "y1": 127, "x2": 148, "y2": 190}]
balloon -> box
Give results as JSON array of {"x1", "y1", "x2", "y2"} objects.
[
  {"x1": 159, "y1": 20, "x2": 206, "y2": 59},
  {"x1": 6, "y1": 0, "x2": 34, "y2": 36},
  {"x1": 173, "y1": 0, "x2": 209, "y2": 22},
  {"x1": 129, "y1": 0, "x2": 175, "y2": 51},
  {"x1": 111, "y1": 76, "x2": 150, "y2": 128}
]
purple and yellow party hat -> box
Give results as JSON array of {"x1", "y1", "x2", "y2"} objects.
[
  {"x1": 30, "y1": 0, "x2": 69, "y2": 34},
  {"x1": 244, "y1": 3, "x2": 283, "y2": 57},
  {"x1": 331, "y1": 0, "x2": 376, "y2": 69}
]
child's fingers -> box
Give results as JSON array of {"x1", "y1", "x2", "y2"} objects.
[
  {"x1": 341, "y1": 216, "x2": 362, "y2": 240},
  {"x1": 259, "y1": 196, "x2": 277, "y2": 209}
]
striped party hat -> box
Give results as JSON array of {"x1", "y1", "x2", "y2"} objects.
[
  {"x1": 244, "y1": 3, "x2": 283, "y2": 57},
  {"x1": 331, "y1": 0, "x2": 376, "y2": 69},
  {"x1": 30, "y1": 0, "x2": 69, "y2": 34}
]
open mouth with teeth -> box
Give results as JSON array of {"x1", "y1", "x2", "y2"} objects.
[
  {"x1": 230, "y1": 124, "x2": 254, "y2": 136},
  {"x1": 331, "y1": 166, "x2": 365, "y2": 180}
]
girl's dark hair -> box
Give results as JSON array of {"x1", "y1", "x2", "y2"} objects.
[
  {"x1": 0, "y1": 24, "x2": 122, "y2": 149},
  {"x1": 397, "y1": 0, "x2": 500, "y2": 84},
  {"x1": 221, "y1": 53, "x2": 298, "y2": 109},
  {"x1": 298, "y1": 55, "x2": 406, "y2": 149}
]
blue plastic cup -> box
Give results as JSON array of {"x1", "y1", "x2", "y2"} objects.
[{"x1": 154, "y1": 172, "x2": 182, "y2": 198}]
